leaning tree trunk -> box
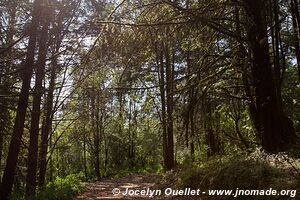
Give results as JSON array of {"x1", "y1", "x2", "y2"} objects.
[{"x1": 0, "y1": 0, "x2": 42, "y2": 199}]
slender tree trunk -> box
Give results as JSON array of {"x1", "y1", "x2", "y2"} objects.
[
  {"x1": 94, "y1": 93, "x2": 101, "y2": 180},
  {"x1": 49, "y1": 137, "x2": 53, "y2": 182},
  {"x1": 0, "y1": 125, "x2": 3, "y2": 172},
  {"x1": 132, "y1": 102, "x2": 137, "y2": 163},
  {"x1": 104, "y1": 139, "x2": 108, "y2": 173},
  {"x1": 0, "y1": 0, "x2": 17, "y2": 182},
  {"x1": 189, "y1": 107, "x2": 195, "y2": 160},
  {"x1": 26, "y1": 2, "x2": 50, "y2": 196},
  {"x1": 204, "y1": 97, "x2": 219, "y2": 157},
  {"x1": 38, "y1": 60, "x2": 55, "y2": 187},
  {"x1": 157, "y1": 41, "x2": 175, "y2": 170},
  {"x1": 128, "y1": 98, "x2": 136, "y2": 166},
  {"x1": 165, "y1": 43, "x2": 174, "y2": 169},
  {"x1": 184, "y1": 113, "x2": 189, "y2": 149},
  {"x1": 234, "y1": 118, "x2": 250, "y2": 149},
  {"x1": 0, "y1": 123, "x2": 4, "y2": 182},
  {"x1": 90, "y1": 91, "x2": 100, "y2": 180},
  {"x1": 0, "y1": 0, "x2": 42, "y2": 199},
  {"x1": 83, "y1": 127, "x2": 87, "y2": 180},
  {"x1": 117, "y1": 91, "x2": 124, "y2": 167},
  {"x1": 128, "y1": 98, "x2": 132, "y2": 160},
  {"x1": 0, "y1": 80, "x2": 7, "y2": 184},
  {"x1": 291, "y1": 0, "x2": 300, "y2": 81},
  {"x1": 38, "y1": 11, "x2": 63, "y2": 187},
  {"x1": 185, "y1": 42, "x2": 195, "y2": 160},
  {"x1": 272, "y1": 0, "x2": 284, "y2": 112},
  {"x1": 158, "y1": 44, "x2": 168, "y2": 169}
]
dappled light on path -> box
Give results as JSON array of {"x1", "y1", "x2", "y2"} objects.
[{"x1": 74, "y1": 173, "x2": 169, "y2": 200}]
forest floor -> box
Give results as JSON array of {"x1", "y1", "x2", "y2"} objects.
[
  {"x1": 73, "y1": 173, "x2": 195, "y2": 200},
  {"x1": 73, "y1": 152, "x2": 300, "y2": 200}
]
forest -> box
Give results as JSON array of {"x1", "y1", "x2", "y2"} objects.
[{"x1": 1, "y1": 0, "x2": 300, "y2": 199}]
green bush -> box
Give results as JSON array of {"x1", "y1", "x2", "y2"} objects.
[{"x1": 32, "y1": 173, "x2": 85, "y2": 200}]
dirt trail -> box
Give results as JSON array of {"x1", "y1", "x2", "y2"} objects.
[{"x1": 74, "y1": 173, "x2": 172, "y2": 200}]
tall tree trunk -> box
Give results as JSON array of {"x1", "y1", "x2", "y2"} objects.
[
  {"x1": 116, "y1": 91, "x2": 124, "y2": 167},
  {"x1": 104, "y1": 138, "x2": 108, "y2": 174},
  {"x1": 128, "y1": 98, "x2": 132, "y2": 160},
  {"x1": 128, "y1": 97, "x2": 135, "y2": 166},
  {"x1": 184, "y1": 110, "x2": 189, "y2": 149},
  {"x1": 233, "y1": 4, "x2": 261, "y2": 141},
  {"x1": 0, "y1": 0, "x2": 42, "y2": 199},
  {"x1": 291, "y1": 0, "x2": 300, "y2": 81},
  {"x1": 132, "y1": 102, "x2": 137, "y2": 164},
  {"x1": 165, "y1": 43, "x2": 174, "y2": 170},
  {"x1": 157, "y1": 44, "x2": 168, "y2": 169},
  {"x1": 203, "y1": 97, "x2": 219, "y2": 157},
  {"x1": 38, "y1": 11, "x2": 63, "y2": 187},
  {"x1": 185, "y1": 40, "x2": 196, "y2": 160},
  {"x1": 242, "y1": 0, "x2": 297, "y2": 152},
  {"x1": 94, "y1": 93, "x2": 101, "y2": 180},
  {"x1": 186, "y1": 0, "x2": 195, "y2": 160},
  {"x1": 157, "y1": 40, "x2": 174, "y2": 170},
  {"x1": 49, "y1": 137, "x2": 53, "y2": 182},
  {"x1": 38, "y1": 58, "x2": 55, "y2": 188},
  {"x1": 83, "y1": 126, "x2": 87, "y2": 180},
  {"x1": 272, "y1": 0, "x2": 283, "y2": 111},
  {"x1": 189, "y1": 106, "x2": 195, "y2": 160},
  {"x1": 90, "y1": 91, "x2": 101, "y2": 180},
  {"x1": 26, "y1": 2, "x2": 50, "y2": 196},
  {"x1": 0, "y1": 0, "x2": 17, "y2": 182}
]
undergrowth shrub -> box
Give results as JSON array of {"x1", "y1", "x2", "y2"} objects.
[
  {"x1": 178, "y1": 151, "x2": 300, "y2": 200},
  {"x1": 32, "y1": 172, "x2": 85, "y2": 200},
  {"x1": 105, "y1": 164, "x2": 163, "y2": 178}
]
